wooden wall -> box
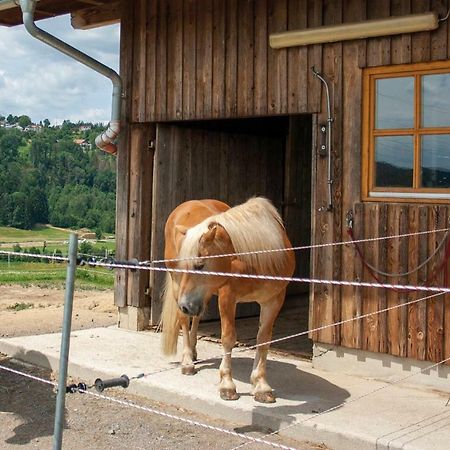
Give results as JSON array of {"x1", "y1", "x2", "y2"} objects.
[{"x1": 118, "y1": 0, "x2": 450, "y2": 361}]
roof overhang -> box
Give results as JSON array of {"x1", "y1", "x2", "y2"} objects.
[{"x1": 0, "y1": 0, "x2": 120, "y2": 29}]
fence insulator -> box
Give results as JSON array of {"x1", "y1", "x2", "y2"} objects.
[{"x1": 94, "y1": 375, "x2": 130, "y2": 392}]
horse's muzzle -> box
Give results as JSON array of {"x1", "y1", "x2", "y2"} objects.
[{"x1": 178, "y1": 292, "x2": 203, "y2": 317}]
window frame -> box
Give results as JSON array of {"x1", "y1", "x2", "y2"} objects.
[{"x1": 362, "y1": 60, "x2": 450, "y2": 203}]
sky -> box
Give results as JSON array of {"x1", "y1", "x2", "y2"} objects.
[{"x1": 0, "y1": 14, "x2": 120, "y2": 125}]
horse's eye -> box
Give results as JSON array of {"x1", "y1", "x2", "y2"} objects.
[{"x1": 194, "y1": 262, "x2": 205, "y2": 271}]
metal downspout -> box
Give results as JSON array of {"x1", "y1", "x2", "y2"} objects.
[{"x1": 19, "y1": 0, "x2": 122, "y2": 155}]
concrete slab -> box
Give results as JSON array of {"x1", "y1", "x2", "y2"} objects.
[{"x1": 1, "y1": 327, "x2": 450, "y2": 450}]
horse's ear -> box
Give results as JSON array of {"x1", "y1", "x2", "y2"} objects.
[
  {"x1": 202, "y1": 222, "x2": 218, "y2": 244},
  {"x1": 175, "y1": 225, "x2": 188, "y2": 236}
]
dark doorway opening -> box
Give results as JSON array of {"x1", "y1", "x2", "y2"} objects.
[{"x1": 151, "y1": 115, "x2": 313, "y2": 357}]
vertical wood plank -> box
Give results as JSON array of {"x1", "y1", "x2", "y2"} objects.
[
  {"x1": 225, "y1": 0, "x2": 238, "y2": 116},
  {"x1": 407, "y1": 205, "x2": 422, "y2": 360},
  {"x1": 390, "y1": 0, "x2": 412, "y2": 65},
  {"x1": 196, "y1": 0, "x2": 213, "y2": 118},
  {"x1": 340, "y1": 202, "x2": 363, "y2": 348},
  {"x1": 340, "y1": 0, "x2": 365, "y2": 349},
  {"x1": 416, "y1": 206, "x2": 429, "y2": 360},
  {"x1": 254, "y1": 0, "x2": 268, "y2": 115},
  {"x1": 212, "y1": 0, "x2": 226, "y2": 117},
  {"x1": 155, "y1": 0, "x2": 168, "y2": 120},
  {"x1": 307, "y1": 0, "x2": 323, "y2": 112},
  {"x1": 167, "y1": 0, "x2": 183, "y2": 120},
  {"x1": 237, "y1": 0, "x2": 255, "y2": 116},
  {"x1": 398, "y1": 205, "x2": 409, "y2": 357},
  {"x1": 287, "y1": 0, "x2": 308, "y2": 114},
  {"x1": 411, "y1": 0, "x2": 431, "y2": 63},
  {"x1": 268, "y1": 0, "x2": 288, "y2": 114},
  {"x1": 378, "y1": 204, "x2": 388, "y2": 353},
  {"x1": 427, "y1": 206, "x2": 446, "y2": 361},
  {"x1": 362, "y1": 204, "x2": 380, "y2": 352},
  {"x1": 183, "y1": 0, "x2": 197, "y2": 119},
  {"x1": 386, "y1": 204, "x2": 400, "y2": 356},
  {"x1": 115, "y1": 0, "x2": 135, "y2": 308},
  {"x1": 430, "y1": 0, "x2": 448, "y2": 61},
  {"x1": 131, "y1": 0, "x2": 147, "y2": 122},
  {"x1": 145, "y1": 0, "x2": 158, "y2": 120},
  {"x1": 366, "y1": 0, "x2": 390, "y2": 67},
  {"x1": 386, "y1": 204, "x2": 408, "y2": 357},
  {"x1": 127, "y1": 124, "x2": 154, "y2": 308}
]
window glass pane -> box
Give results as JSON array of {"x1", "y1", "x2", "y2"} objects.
[
  {"x1": 375, "y1": 136, "x2": 413, "y2": 187},
  {"x1": 375, "y1": 77, "x2": 414, "y2": 129},
  {"x1": 421, "y1": 134, "x2": 450, "y2": 188},
  {"x1": 421, "y1": 74, "x2": 450, "y2": 127}
]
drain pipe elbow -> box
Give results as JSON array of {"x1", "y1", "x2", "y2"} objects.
[
  {"x1": 95, "y1": 120, "x2": 120, "y2": 156},
  {"x1": 19, "y1": 0, "x2": 122, "y2": 156}
]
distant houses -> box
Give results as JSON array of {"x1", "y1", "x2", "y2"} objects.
[
  {"x1": 0, "y1": 120, "x2": 43, "y2": 132},
  {"x1": 73, "y1": 138, "x2": 92, "y2": 150}
]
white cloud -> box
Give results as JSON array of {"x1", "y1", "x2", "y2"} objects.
[{"x1": 0, "y1": 14, "x2": 119, "y2": 124}]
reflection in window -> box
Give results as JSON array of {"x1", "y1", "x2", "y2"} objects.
[
  {"x1": 375, "y1": 136, "x2": 413, "y2": 187},
  {"x1": 375, "y1": 77, "x2": 414, "y2": 129},
  {"x1": 422, "y1": 74, "x2": 450, "y2": 128},
  {"x1": 421, "y1": 134, "x2": 450, "y2": 188}
]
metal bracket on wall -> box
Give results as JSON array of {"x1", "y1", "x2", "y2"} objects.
[{"x1": 318, "y1": 124, "x2": 327, "y2": 157}]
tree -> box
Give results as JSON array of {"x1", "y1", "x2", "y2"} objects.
[
  {"x1": 43, "y1": 118, "x2": 50, "y2": 128},
  {"x1": 18, "y1": 115, "x2": 32, "y2": 130},
  {"x1": 0, "y1": 129, "x2": 22, "y2": 163}
]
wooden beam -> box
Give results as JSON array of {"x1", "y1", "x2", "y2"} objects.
[{"x1": 71, "y1": 1, "x2": 120, "y2": 30}]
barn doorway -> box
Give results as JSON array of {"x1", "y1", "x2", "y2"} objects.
[{"x1": 151, "y1": 115, "x2": 313, "y2": 358}]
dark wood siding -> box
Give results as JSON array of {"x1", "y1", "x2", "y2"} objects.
[{"x1": 149, "y1": 122, "x2": 286, "y2": 322}]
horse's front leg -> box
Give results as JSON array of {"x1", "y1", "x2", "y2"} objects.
[
  {"x1": 189, "y1": 316, "x2": 200, "y2": 361},
  {"x1": 251, "y1": 290, "x2": 285, "y2": 403},
  {"x1": 218, "y1": 287, "x2": 239, "y2": 401},
  {"x1": 180, "y1": 315, "x2": 196, "y2": 375}
]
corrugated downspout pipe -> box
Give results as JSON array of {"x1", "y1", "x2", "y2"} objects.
[{"x1": 18, "y1": 0, "x2": 122, "y2": 155}]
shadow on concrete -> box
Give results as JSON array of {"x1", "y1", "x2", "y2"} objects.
[
  {"x1": 197, "y1": 356, "x2": 350, "y2": 433},
  {"x1": 0, "y1": 350, "x2": 65, "y2": 446}
]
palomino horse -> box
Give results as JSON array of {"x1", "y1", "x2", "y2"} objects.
[{"x1": 160, "y1": 197, "x2": 295, "y2": 403}]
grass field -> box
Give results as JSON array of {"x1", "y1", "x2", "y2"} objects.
[
  {"x1": 0, "y1": 261, "x2": 114, "y2": 289},
  {"x1": 0, "y1": 225, "x2": 116, "y2": 289},
  {"x1": 0, "y1": 225, "x2": 70, "y2": 243}
]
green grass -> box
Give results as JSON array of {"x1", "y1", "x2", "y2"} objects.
[
  {"x1": 0, "y1": 261, "x2": 114, "y2": 290},
  {"x1": 7, "y1": 302, "x2": 34, "y2": 311},
  {"x1": 0, "y1": 225, "x2": 71, "y2": 243}
]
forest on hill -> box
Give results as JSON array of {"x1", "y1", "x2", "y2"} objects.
[{"x1": 0, "y1": 115, "x2": 116, "y2": 234}]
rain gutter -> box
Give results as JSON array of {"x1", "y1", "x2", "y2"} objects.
[{"x1": 17, "y1": 0, "x2": 122, "y2": 155}]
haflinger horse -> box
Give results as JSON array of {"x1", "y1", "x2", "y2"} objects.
[{"x1": 160, "y1": 197, "x2": 295, "y2": 403}]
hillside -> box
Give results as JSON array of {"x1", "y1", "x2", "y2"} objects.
[{"x1": 0, "y1": 115, "x2": 116, "y2": 234}]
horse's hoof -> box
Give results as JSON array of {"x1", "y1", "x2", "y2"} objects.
[
  {"x1": 254, "y1": 391, "x2": 276, "y2": 403},
  {"x1": 220, "y1": 389, "x2": 240, "y2": 401},
  {"x1": 181, "y1": 364, "x2": 196, "y2": 375}
]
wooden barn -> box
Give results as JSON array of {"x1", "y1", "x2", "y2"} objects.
[{"x1": 2, "y1": 0, "x2": 450, "y2": 374}]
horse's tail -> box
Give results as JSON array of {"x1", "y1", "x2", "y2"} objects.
[{"x1": 159, "y1": 273, "x2": 180, "y2": 355}]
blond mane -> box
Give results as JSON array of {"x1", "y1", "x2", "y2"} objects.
[{"x1": 179, "y1": 197, "x2": 288, "y2": 275}]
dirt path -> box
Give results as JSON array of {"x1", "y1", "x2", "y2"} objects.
[
  {"x1": 0, "y1": 285, "x2": 116, "y2": 337},
  {"x1": 0, "y1": 285, "x2": 322, "y2": 450}
]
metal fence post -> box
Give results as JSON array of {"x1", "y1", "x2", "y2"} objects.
[{"x1": 53, "y1": 233, "x2": 78, "y2": 450}]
